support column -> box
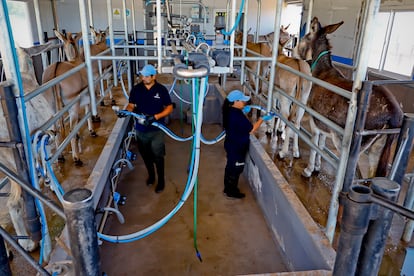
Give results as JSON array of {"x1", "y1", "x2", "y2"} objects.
[
  {"x1": 62, "y1": 188, "x2": 100, "y2": 276},
  {"x1": 356, "y1": 178, "x2": 400, "y2": 276},
  {"x1": 333, "y1": 185, "x2": 372, "y2": 276},
  {"x1": 0, "y1": 235, "x2": 12, "y2": 276}
]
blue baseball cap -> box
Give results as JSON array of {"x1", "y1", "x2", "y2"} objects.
[
  {"x1": 227, "y1": 90, "x2": 250, "y2": 102},
  {"x1": 139, "y1": 64, "x2": 157, "y2": 76}
]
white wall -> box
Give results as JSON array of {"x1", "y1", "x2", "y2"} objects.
[
  {"x1": 301, "y1": 0, "x2": 414, "y2": 60},
  {"x1": 33, "y1": 0, "x2": 282, "y2": 40},
  {"x1": 7, "y1": 1, "x2": 37, "y2": 47},
  {"x1": 13, "y1": 0, "x2": 414, "y2": 48}
]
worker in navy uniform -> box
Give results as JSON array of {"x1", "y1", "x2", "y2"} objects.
[
  {"x1": 125, "y1": 64, "x2": 173, "y2": 193},
  {"x1": 222, "y1": 90, "x2": 272, "y2": 199}
]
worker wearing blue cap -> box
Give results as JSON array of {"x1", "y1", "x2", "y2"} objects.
[
  {"x1": 222, "y1": 90, "x2": 271, "y2": 199},
  {"x1": 125, "y1": 64, "x2": 173, "y2": 193}
]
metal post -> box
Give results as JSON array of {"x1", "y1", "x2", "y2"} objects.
[
  {"x1": 333, "y1": 185, "x2": 372, "y2": 276},
  {"x1": 402, "y1": 175, "x2": 414, "y2": 242},
  {"x1": 390, "y1": 114, "x2": 414, "y2": 184},
  {"x1": 342, "y1": 81, "x2": 372, "y2": 193},
  {"x1": 1, "y1": 84, "x2": 41, "y2": 243},
  {"x1": 62, "y1": 188, "x2": 100, "y2": 276},
  {"x1": 356, "y1": 177, "x2": 400, "y2": 276},
  {"x1": 0, "y1": 235, "x2": 12, "y2": 276}
]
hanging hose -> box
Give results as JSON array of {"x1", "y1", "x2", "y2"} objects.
[
  {"x1": 192, "y1": 77, "x2": 204, "y2": 262},
  {"x1": 41, "y1": 137, "x2": 65, "y2": 201},
  {"x1": 99, "y1": 77, "x2": 208, "y2": 243},
  {"x1": 193, "y1": 176, "x2": 202, "y2": 262},
  {"x1": 221, "y1": 0, "x2": 246, "y2": 36},
  {"x1": 117, "y1": 60, "x2": 129, "y2": 99}
]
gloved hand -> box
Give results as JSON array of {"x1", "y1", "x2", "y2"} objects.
[
  {"x1": 242, "y1": 105, "x2": 251, "y2": 114},
  {"x1": 117, "y1": 110, "x2": 129, "y2": 118},
  {"x1": 144, "y1": 115, "x2": 156, "y2": 126},
  {"x1": 261, "y1": 113, "x2": 273, "y2": 121}
]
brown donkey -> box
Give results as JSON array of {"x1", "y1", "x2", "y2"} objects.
[
  {"x1": 42, "y1": 31, "x2": 95, "y2": 166},
  {"x1": 296, "y1": 17, "x2": 403, "y2": 177},
  {"x1": 265, "y1": 27, "x2": 312, "y2": 159}
]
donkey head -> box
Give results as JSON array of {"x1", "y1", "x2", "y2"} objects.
[
  {"x1": 295, "y1": 17, "x2": 343, "y2": 62},
  {"x1": 279, "y1": 24, "x2": 291, "y2": 45},
  {"x1": 55, "y1": 30, "x2": 82, "y2": 62},
  {"x1": 15, "y1": 42, "x2": 55, "y2": 91},
  {"x1": 89, "y1": 26, "x2": 109, "y2": 45}
]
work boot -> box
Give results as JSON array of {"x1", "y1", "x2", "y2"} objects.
[
  {"x1": 155, "y1": 159, "x2": 165, "y2": 193},
  {"x1": 144, "y1": 160, "x2": 155, "y2": 186},
  {"x1": 224, "y1": 191, "x2": 245, "y2": 199},
  {"x1": 223, "y1": 170, "x2": 245, "y2": 199}
]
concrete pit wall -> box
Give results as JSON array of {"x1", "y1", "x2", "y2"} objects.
[{"x1": 245, "y1": 136, "x2": 336, "y2": 273}]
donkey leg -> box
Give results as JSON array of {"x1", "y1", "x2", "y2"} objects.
[
  {"x1": 315, "y1": 134, "x2": 327, "y2": 172},
  {"x1": 278, "y1": 97, "x2": 291, "y2": 140},
  {"x1": 302, "y1": 137, "x2": 319, "y2": 177},
  {"x1": 7, "y1": 183, "x2": 37, "y2": 251},
  {"x1": 279, "y1": 126, "x2": 292, "y2": 159},
  {"x1": 84, "y1": 105, "x2": 97, "y2": 137},
  {"x1": 270, "y1": 118, "x2": 280, "y2": 152},
  {"x1": 69, "y1": 110, "x2": 83, "y2": 167},
  {"x1": 292, "y1": 104, "x2": 306, "y2": 158},
  {"x1": 293, "y1": 132, "x2": 300, "y2": 158},
  {"x1": 303, "y1": 124, "x2": 320, "y2": 177}
]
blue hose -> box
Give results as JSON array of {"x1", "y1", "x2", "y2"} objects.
[
  {"x1": 99, "y1": 77, "x2": 208, "y2": 243},
  {"x1": 221, "y1": 0, "x2": 246, "y2": 36}
]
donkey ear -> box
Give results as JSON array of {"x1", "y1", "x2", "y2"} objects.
[
  {"x1": 324, "y1": 21, "x2": 344, "y2": 35},
  {"x1": 310, "y1": 17, "x2": 321, "y2": 34},
  {"x1": 54, "y1": 29, "x2": 66, "y2": 43},
  {"x1": 73, "y1": 32, "x2": 82, "y2": 43},
  {"x1": 281, "y1": 24, "x2": 290, "y2": 32},
  {"x1": 90, "y1": 26, "x2": 98, "y2": 37}
]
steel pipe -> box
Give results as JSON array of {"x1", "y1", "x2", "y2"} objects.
[
  {"x1": 356, "y1": 178, "x2": 400, "y2": 276},
  {"x1": 62, "y1": 188, "x2": 101, "y2": 276},
  {"x1": 0, "y1": 234, "x2": 11, "y2": 276},
  {"x1": 333, "y1": 185, "x2": 372, "y2": 276}
]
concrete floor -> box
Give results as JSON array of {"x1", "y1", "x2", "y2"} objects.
[{"x1": 98, "y1": 121, "x2": 288, "y2": 275}]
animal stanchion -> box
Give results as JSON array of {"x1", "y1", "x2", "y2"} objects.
[
  {"x1": 296, "y1": 17, "x2": 403, "y2": 177},
  {"x1": 42, "y1": 31, "x2": 97, "y2": 166}
]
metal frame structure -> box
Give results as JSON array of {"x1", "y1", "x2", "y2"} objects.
[{"x1": 1, "y1": 0, "x2": 414, "y2": 274}]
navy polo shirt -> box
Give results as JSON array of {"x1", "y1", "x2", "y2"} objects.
[
  {"x1": 224, "y1": 107, "x2": 253, "y2": 158},
  {"x1": 129, "y1": 81, "x2": 172, "y2": 132}
]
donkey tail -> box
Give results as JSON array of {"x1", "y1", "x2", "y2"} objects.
[{"x1": 375, "y1": 133, "x2": 397, "y2": 177}]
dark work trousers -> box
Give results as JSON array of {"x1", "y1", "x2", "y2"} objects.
[
  {"x1": 136, "y1": 129, "x2": 166, "y2": 187},
  {"x1": 224, "y1": 147, "x2": 247, "y2": 194}
]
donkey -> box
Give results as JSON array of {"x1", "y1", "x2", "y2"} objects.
[
  {"x1": 296, "y1": 17, "x2": 403, "y2": 177},
  {"x1": 236, "y1": 27, "x2": 312, "y2": 159},
  {"x1": 86, "y1": 26, "x2": 115, "y2": 105},
  {"x1": 265, "y1": 28, "x2": 312, "y2": 159},
  {"x1": 234, "y1": 30, "x2": 272, "y2": 91},
  {"x1": 1, "y1": 42, "x2": 57, "y2": 252},
  {"x1": 42, "y1": 31, "x2": 96, "y2": 166}
]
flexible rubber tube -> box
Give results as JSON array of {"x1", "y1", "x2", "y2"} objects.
[
  {"x1": 221, "y1": 0, "x2": 246, "y2": 36},
  {"x1": 98, "y1": 77, "x2": 207, "y2": 243}
]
